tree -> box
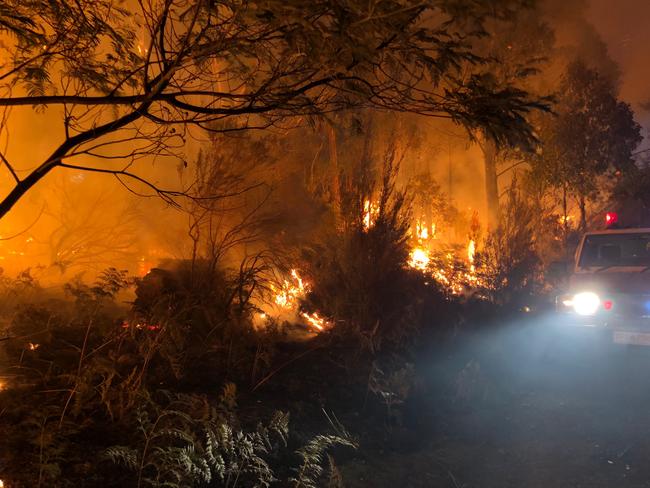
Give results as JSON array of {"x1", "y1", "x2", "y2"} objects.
[
  {"x1": 0, "y1": 0, "x2": 547, "y2": 221},
  {"x1": 529, "y1": 61, "x2": 642, "y2": 231},
  {"x1": 471, "y1": 7, "x2": 555, "y2": 228}
]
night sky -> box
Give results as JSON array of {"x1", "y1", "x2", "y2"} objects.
[{"x1": 589, "y1": 0, "x2": 650, "y2": 145}]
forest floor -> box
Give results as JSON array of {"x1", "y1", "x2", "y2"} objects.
[{"x1": 338, "y1": 316, "x2": 650, "y2": 487}]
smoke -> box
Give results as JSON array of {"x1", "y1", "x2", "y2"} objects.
[
  {"x1": 544, "y1": 0, "x2": 650, "y2": 145},
  {"x1": 1, "y1": 0, "x2": 646, "y2": 282},
  {"x1": 588, "y1": 0, "x2": 650, "y2": 146}
]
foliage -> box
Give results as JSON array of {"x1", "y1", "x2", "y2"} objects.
[
  {"x1": 611, "y1": 156, "x2": 650, "y2": 227},
  {"x1": 368, "y1": 361, "x2": 416, "y2": 424},
  {"x1": 0, "y1": 0, "x2": 549, "y2": 219},
  {"x1": 104, "y1": 388, "x2": 290, "y2": 488},
  {"x1": 408, "y1": 173, "x2": 457, "y2": 238},
  {"x1": 291, "y1": 434, "x2": 357, "y2": 488},
  {"x1": 305, "y1": 143, "x2": 438, "y2": 351},
  {"x1": 477, "y1": 178, "x2": 540, "y2": 305},
  {"x1": 528, "y1": 60, "x2": 642, "y2": 229},
  {"x1": 0, "y1": 266, "x2": 356, "y2": 487},
  {"x1": 471, "y1": 3, "x2": 555, "y2": 225},
  {"x1": 132, "y1": 256, "x2": 277, "y2": 385}
]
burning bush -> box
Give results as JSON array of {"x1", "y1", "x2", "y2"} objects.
[{"x1": 304, "y1": 145, "x2": 449, "y2": 351}]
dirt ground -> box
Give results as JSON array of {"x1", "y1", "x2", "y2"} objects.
[{"x1": 340, "y1": 316, "x2": 650, "y2": 487}]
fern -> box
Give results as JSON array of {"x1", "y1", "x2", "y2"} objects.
[
  {"x1": 104, "y1": 389, "x2": 288, "y2": 487},
  {"x1": 290, "y1": 435, "x2": 357, "y2": 488},
  {"x1": 105, "y1": 391, "x2": 354, "y2": 488}
]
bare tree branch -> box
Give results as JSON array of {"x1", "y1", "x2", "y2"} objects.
[{"x1": 0, "y1": 150, "x2": 19, "y2": 183}]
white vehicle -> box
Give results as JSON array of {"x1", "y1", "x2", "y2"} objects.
[{"x1": 557, "y1": 213, "x2": 650, "y2": 346}]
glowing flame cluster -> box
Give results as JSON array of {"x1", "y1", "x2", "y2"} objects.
[
  {"x1": 408, "y1": 247, "x2": 430, "y2": 270},
  {"x1": 300, "y1": 311, "x2": 327, "y2": 331},
  {"x1": 414, "y1": 219, "x2": 435, "y2": 240},
  {"x1": 121, "y1": 320, "x2": 161, "y2": 331},
  {"x1": 274, "y1": 269, "x2": 308, "y2": 309},
  {"x1": 558, "y1": 214, "x2": 574, "y2": 225},
  {"x1": 467, "y1": 239, "x2": 476, "y2": 272},
  {"x1": 406, "y1": 224, "x2": 483, "y2": 295},
  {"x1": 363, "y1": 199, "x2": 379, "y2": 231},
  {"x1": 258, "y1": 269, "x2": 331, "y2": 333}
]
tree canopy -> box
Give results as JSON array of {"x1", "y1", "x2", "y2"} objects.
[{"x1": 0, "y1": 0, "x2": 548, "y2": 219}]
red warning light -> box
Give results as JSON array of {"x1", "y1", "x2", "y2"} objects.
[
  {"x1": 603, "y1": 300, "x2": 613, "y2": 311},
  {"x1": 605, "y1": 212, "x2": 618, "y2": 227}
]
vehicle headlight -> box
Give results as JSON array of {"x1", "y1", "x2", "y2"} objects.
[{"x1": 571, "y1": 292, "x2": 600, "y2": 316}]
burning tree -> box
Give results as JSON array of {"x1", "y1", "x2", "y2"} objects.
[{"x1": 0, "y1": 0, "x2": 549, "y2": 221}]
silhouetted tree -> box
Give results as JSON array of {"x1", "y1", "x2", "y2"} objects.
[
  {"x1": 529, "y1": 61, "x2": 642, "y2": 231},
  {"x1": 0, "y1": 0, "x2": 548, "y2": 220}
]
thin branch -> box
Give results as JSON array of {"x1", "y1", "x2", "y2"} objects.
[
  {"x1": 497, "y1": 159, "x2": 528, "y2": 178},
  {"x1": 0, "y1": 204, "x2": 45, "y2": 240},
  {"x1": 0, "y1": 150, "x2": 19, "y2": 183}
]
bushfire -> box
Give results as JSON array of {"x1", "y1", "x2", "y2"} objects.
[
  {"x1": 363, "y1": 200, "x2": 483, "y2": 295},
  {"x1": 259, "y1": 269, "x2": 332, "y2": 333}
]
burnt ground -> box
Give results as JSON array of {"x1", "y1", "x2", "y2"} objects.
[{"x1": 339, "y1": 316, "x2": 650, "y2": 487}]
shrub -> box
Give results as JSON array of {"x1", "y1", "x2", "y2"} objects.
[
  {"x1": 477, "y1": 179, "x2": 541, "y2": 305},
  {"x1": 304, "y1": 145, "x2": 441, "y2": 351}
]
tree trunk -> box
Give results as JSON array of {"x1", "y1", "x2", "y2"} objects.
[
  {"x1": 325, "y1": 122, "x2": 342, "y2": 216},
  {"x1": 579, "y1": 195, "x2": 587, "y2": 232},
  {"x1": 562, "y1": 184, "x2": 569, "y2": 242},
  {"x1": 482, "y1": 138, "x2": 500, "y2": 230}
]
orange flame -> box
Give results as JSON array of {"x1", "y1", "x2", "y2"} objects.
[
  {"x1": 467, "y1": 239, "x2": 476, "y2": 273},
  {"x1": 274, "y1": 269, "x2": 309, "y2": 309},
  {"x1": 363, "y1": 200, "x2": 379, "y2": 231},
  {"x1": 408, "y1": 247, "x2": 430, "y2": 271},
  {"x1": 300, "y1": 311, "x2": 330, "y2": 331}
]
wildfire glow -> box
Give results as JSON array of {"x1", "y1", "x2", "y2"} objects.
[
  {"x1": 559, "y1": 215, "x2": 573, "y2": 224},
  {"x1": 274, "y1": 269, "x2": 309, "y2": 309},
  {"x1": 300, "y1": 311, "x2": 330, "y2": 331},
  {"x1": 415, "y1": 220, "x2": 430, "y2": 240},
  {"x1": 363, "y1": 200, "x2": 379, "y2": 230},
  {"x1": 408, "y1": 247, "x2": 430, "y2": 270},
  {"x1": 406, "y1": 235, "x2": 485, "y2": 296},
  {"x1": 256, "y1": 269, "x2": 330, "y2": 333},
  {"x1": 467, "y1": 239, "x2": 476, "y2": 272}
]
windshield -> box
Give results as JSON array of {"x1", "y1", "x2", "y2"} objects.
[{"x1": 579, "y1": 233, "x2": 650, "y2": 268}]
